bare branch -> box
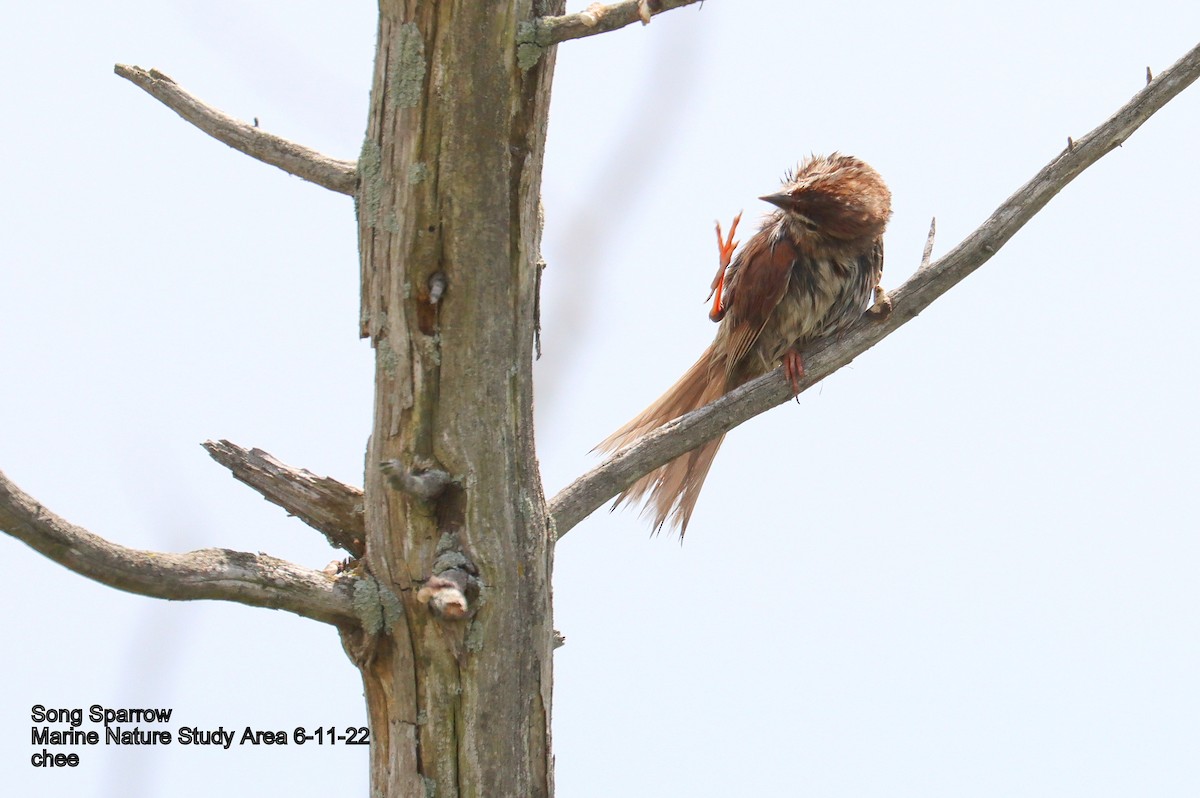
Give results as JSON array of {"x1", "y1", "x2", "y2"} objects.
[
  {"x1": 518, "y1": 1, "x2": 703, "y2": 66},
  {"x1": 550, "y1": 40, "x2": 1200, "y2": 539},
  {"x1": 202, "y1": 440, "x2": 365, "y2": 558},
  {"x1": 114, "y1": 64, "x2": 358, "y2": 195},
  {"x1": 0, "y1": 469, "x2": 359, "y2": 626},
  {"x1": 539, "y1": 0, "x2": 703, "y2": 43}
]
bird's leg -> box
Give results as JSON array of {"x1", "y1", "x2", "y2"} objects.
[
  {"x1": 707, "y1": 211, "x2": 742, "y2": 322},
  {"x1": 782, "y1": 348, "x2": 805, "y2": 396}
]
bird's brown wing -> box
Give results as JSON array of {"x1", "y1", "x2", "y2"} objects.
[{"x1": 719, "y1": 231, "x2": 798, "y2": 370}]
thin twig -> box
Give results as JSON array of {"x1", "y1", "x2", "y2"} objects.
[
  {"x1": 0, "y1": 469, "x2": 359, "y2": 626},
  {"x1": 549, "y1": 41, "x2": 1200, "y2": 539},
  {"x1": 114, "y1": 65, "x2": 358, "y2": 195},
  {"x1": 919, "y1": 217, "x2": 937, "y2": 270},
  {"x1": 203, "y1": 440, "x2": 365, "y2": 558}
]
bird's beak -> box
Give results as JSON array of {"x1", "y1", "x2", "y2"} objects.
[{"x1": 758, "y1": 192, "x2": 793, "y2": 210}]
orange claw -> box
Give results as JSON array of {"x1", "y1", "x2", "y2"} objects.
[{"x1": 707, "y1": 211, "x2": 742, "y2": 321}]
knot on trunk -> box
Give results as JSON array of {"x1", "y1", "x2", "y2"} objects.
[
  {"x1": 418, "y1": 549, "x2": 479, "y2": 620},
  {"x1": 381, "y1": 459, "x2": 453, "y2": 503}
]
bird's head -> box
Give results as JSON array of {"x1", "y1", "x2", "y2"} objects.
[{"x1": 759, "y1": 153, "x2": 892, "y2": 245}]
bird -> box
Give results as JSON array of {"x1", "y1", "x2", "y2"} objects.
[{"x1": 596, "y1": 153, "x2": 892, "y2": 536}]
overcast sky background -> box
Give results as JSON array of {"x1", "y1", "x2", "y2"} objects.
[{"x1": 2, "y1": 1, "x2": 1198, "y2": 796}]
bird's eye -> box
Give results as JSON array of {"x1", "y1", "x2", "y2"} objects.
[{"x1": 794, "y1": 213, "x2": 819, "y2": 230}]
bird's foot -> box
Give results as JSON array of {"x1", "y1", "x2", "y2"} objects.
[
  {"x1": 782, "y1": 348, "x2": 805, "y2": 397},
  {"x1": 708, "y1": 211, "x2": 742, "y2": 321},
  {"x1": 865, "y1": 285, "x2": 892, "y2": 319}
]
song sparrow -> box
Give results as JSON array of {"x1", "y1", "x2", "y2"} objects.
[{"x1": 597, "y1": 153, "x2": 892, "y2": 535}]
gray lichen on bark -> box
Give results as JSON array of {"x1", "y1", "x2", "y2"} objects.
[{"x1": 390, "y1": 22, "x2": 427, "y2": 109}]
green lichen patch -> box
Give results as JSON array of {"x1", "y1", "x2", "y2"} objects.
[
  {"x1": 357, "y1": 138, "x2": 383, "y2": 228},
  {"x1": 390, "y1": 22, "x2": 426, "y2": 109},
  {"x1": 352, "y1": 577, "x2": 383, "y2": 634},
  {"x1": 377, "y1": 337, "x2": 400, "y2": 378},
  {"x1": 352, "y1": 576, "x2": 404, "y2": 635},
  {"x1": 378, "y1": 585, "x2": 404, "y2": 633},
  {"x1": 517, "y1": 42, "x2": 544, "y2": 71}
]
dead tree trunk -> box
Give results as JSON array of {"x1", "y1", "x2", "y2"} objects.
[{"x1": 348, "y1": 1, "x2": 562, "y2": 795}]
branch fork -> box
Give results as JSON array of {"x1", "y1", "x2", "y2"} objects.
[{"x1": 0, "y1": 468, "x2": 358, "y2": 626}]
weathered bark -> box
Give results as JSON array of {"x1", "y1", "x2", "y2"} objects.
[{"x1": 348, "y1": 2, "x2": 562, "y2": 795}]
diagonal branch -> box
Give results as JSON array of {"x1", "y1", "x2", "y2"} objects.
[
  {"x1": 114, "y1": 64, "x2": 358, "y2": 195},
  {"x1": 203, "y1": 440, "x2": 365, "y2": 558},
  {"x1": 549, "y1": 39, "x2": 1200, "y2": 539},
  {"x1": 518, "y1": 1, "x2": 704, "y2": 65},
  {"x1": 0, "y1": 469, "x2": 360, "y2": 626}
]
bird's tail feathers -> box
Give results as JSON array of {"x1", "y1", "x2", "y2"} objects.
[{"x1": 595, "y1": 344, "x2": 728, "y2": 535}]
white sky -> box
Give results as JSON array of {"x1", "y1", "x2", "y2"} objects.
[{"x1": 2, "y1": 1, "x2": 1198, "y2": 796}]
